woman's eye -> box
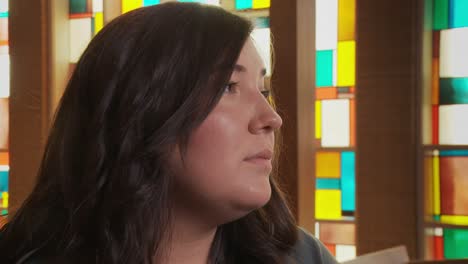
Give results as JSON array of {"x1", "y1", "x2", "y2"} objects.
[
  {"x1": 224, "y1": 82, "x2": 239, "y2": 94},
  {"x1": 260, "y1": 90, "x2": 271, "y2": 99}
]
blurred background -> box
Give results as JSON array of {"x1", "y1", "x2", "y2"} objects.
[{"x1": 0, "y1": 0, "x2": 467, "y2": 262}]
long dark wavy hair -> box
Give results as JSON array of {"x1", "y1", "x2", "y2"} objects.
[{"x1": 0, "y1": 3, "x2": 297, "y2": 263}]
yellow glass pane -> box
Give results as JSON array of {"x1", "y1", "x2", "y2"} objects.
[
  {"x1": 315, "y1": 100, "x2": 321, "y2": 139},
  {"x1": 253, "y1": 0, "x2": 270, "y2": 9},
  {"x1": 94, "y1": 12, "x2": 104, "y2": 35},
  {"x1": 122, "y1": 0, "x2": 143, "y2": 14},
  {"x1": 433, "y1": 152, "x2": 441, "y2": 216},
  {"x1": 338, "y1": 0, "x2": 355, "y2": 41},
  {"x1": 316, "y1": 152, "x2": 340, "y2": 178},
  {"x1": 337, "y1": 41, "x2": 355, "y2": 86},
  {"x1": 424, "y1": 155, "x2": 434, "y2": 220},
  {"x1": 1, "y1": 192, "x2": 7, "y2": 208},
  {"x1": 440, "y1": 215, "x2": 468, "y2": 225},
  {"x1": 316, "y1": 190, "x2": 342, "y2": 220}
]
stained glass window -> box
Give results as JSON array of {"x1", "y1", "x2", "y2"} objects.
[
  {"x1": 0, "y1": 0, "x2": 8, "y2": 223},
  {"x1": 424, "y1": 2, "x2": 468, "y2": 259},
  {"x1": 314, "y1": 0, "x2": 356, "y2": 261},
  {"x1": 235, "y1": 0, "x2": 270, "y2": 10}
]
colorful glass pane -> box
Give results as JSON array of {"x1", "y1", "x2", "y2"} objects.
[
  {"x1": 235, "y1": 0, "x2": 252, "y2": 10},
  {"x1": 440, "y1": 155, "x2": 468, "y2": 215},
  {"x1": 439, "y1": 105, "x2": 468, "y2": 144},
  {"x1": 338, "y1": 0, "x2": 355, "y2": 41},
  {"x1": 0, "y1": 170, "x2": 7, "y2": 192},
  {"x1": 439, "y1": 78, "x2": 468, "y2": 104},
  {"x1": 439, "y1": 28, "x2": 468, "y2": 78},
  {"x1": 122, "y1": 0, "x2": 143, "y2": 13},
  {"x1": 321, "y1": 99, "x2": 350, "y2": 147},
  {"x1": 316, "y1": 0, "x2": 337, "y2": 50},
  {"x1": 0, "y1": 98, "x2": 8, "y2": 149},
  {"x1": 316, "y1": 152, "x2": 340, "y2": 178},
  {"x1": 0, "y1": 54, "x2": 8, "y2": 98},
  {"x1": 252, "y1": 0, "x2": 269, "y2": 9},
  {"x1": 315, "y1": 100, "x2": 322, "y2": 139},
  {"x1": 444, "y1": 228, "x2": 468, "y2": 258},
  {"x1": 341, "y1": 151, "x2": 355, "y2": 212},
  {"x1": 316, "y1": 190, "x2": 342, "y2": 220},
  {"x1": 449, "y1": 0, "x2": 468, "y2": 28},
  {"x1": 433, "y1": 0, "x2": 449, "y2": 30},
  {"x1": 316, "y1": 50, "x2": 334, "y2": 87},
  {"x1": 316, "y1": 178, "x2": 341, "y2": 190},
  {"x1": 335, "y1": 245, "x2": 356, "y2": 262},
  {"x1": 70, "y1": 0, "x2": 90, "y2": 14},
  {"x1": 319, "y1": 222, "x2": 355, "y2": 245},
  {"x1": 337, "y1": 41, "x2": 355, "y2": 86},
  {"x1": 69, "y1": 18, "x2": 92, "y2": 63},
  {"x1": 144, "y1": 0, "x2": 160, "y2": 5}
]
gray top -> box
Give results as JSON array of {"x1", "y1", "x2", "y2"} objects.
[{"x1": 18, "y1": 228, "x2": 338, "y2": 264}]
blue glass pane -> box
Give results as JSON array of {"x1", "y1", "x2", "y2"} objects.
[
  {"x1": 341, "y1": 151, "x2": 355, "y2": 212},
  {"x1": 0, "y1": 170, "x2": 8, "y2": 192},
  {"x1": 317, "y1": 178, "x2": 341, "y2": 190},
  {"x1": 449, "y1": 0, "x2": 468, "y2": 28},
  {"x1": 236, "y1": 0, "x2": 252, "y2": 10},
  {"x1": 254, "y1": 17, "x2": 270, "y2": 29},
  {"x1": 439, "y1": 78, "x2": 468, "y2": 105},
  {"x1": 144, "y1": 0, "x2": 160, "y2": 5},
  {"x1": 316, "y1": 50, "x2": 334, "y2": 87},
  {"x1": 440, "y1": 150, "x2": 468, "y2": 156}
]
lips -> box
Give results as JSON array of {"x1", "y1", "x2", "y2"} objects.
[{"x1": 244, "y1": 149, "x2": 273, "y2": 169}]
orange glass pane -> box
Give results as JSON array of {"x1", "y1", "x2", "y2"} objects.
[
  {"x1": 0, "y1": 98, "x2": 8, "y2": 150},
  {"x1": 440, "y1": 156, "x2": 468, "y2": 215},
  {"x1": 319, "y1": 222, "x2": 355, "y2": 245},
  {"x1": 338, "y1": 0, "x2": 355, "y2": 41},
  {"x1": 325, "y1": 243, "x2": 336, "y2": 256},
  {"x1": 0, "y1": 152, "x2": 7, "y2": 165},
  {"x1": 316, "y1": 152, "x2": 340, "y2": 178},
  {"x1": 316, "y1": 87, "x2": 337, "y2": 100},
  {"x1": 432, "y1": 58, "x2": 439, "y2": 105}
]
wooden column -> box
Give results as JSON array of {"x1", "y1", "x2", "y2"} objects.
[
  {"x1": 270, "y1": 0, "x2": 316, "y2": 232},
  {"x1": 8, "y1": 0, "x2": 50, "y2": 212},
  {"x1": 355, "y1": 0, "x2": 421, "y2": 258}
]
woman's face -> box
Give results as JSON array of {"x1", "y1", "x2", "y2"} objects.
[{"x1": 171, "y1": 38, "x2": 282, "y2": 225}]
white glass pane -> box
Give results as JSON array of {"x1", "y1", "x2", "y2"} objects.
[
  {"x1": 315, "y1": 222, "x2": 320, "y2": 239},
  {"x1": 93, "y1": 0, "x2": 104, "y2": 12},
  {"x1": 440, "y1": 28, "x2": 468, "y2": 78},
  {"x1": 321, "y1": 99, "x2": 350, "y2": 147},
  {"x1": 316, "y1": 0, "x2": 338, "y2": 51},
  {"x1": 70, "y1": 18, "x2": 92, "y2": 63},
  {"x1": 336, "y1": 245, "x2": 356, "y2": 262},
  {"x1": 0, "y1": 0, "x2": 8, "y2": 13},
  {"x1": 204, "y1": 0, "x2": 220, "y2": 5},
  {"x1": 0, "y1": 54, "x2": 9, "y2": 98},
  {"x1": 439, "y1": 104, "x2": 468, "y2": 144},
  {"x1": 251, "y1": 28, "x2": 271, "y2": 76}
]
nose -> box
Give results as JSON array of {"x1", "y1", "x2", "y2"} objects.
[{"x1": 249, "y1": 95, "x2": 283, "y2": 134}]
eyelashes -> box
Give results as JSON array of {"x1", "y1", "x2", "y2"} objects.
[{"x1": 223, "y1": 82, "x2": 271, "y2": 101}]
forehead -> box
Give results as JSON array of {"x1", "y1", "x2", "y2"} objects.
[{"x1": 236, "y1": 38, "x2": 265, "y2": 71}]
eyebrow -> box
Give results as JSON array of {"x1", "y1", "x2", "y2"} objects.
[{"x1": 234, "y1": 64, "x2": 267, "y2": 77}]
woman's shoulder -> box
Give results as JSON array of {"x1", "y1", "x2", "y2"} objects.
[{"x1": 287, "y1": 227, "x2": 339, "y2": 264}]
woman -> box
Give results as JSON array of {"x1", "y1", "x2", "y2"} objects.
[{"x1": 0, "y1": 3, "x2": 337, "y2": 264}]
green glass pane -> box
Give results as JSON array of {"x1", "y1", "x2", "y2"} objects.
[
  {"x1": 254, "y1": 17, "x2": 270, "y2": 29},
  {"x1": 440, "y1": 150, "x2": 468, "y2": 156},
  {"x1": 144, "y1": 0, "x2": 160, "y2": 5},
  {"x1": 434, "y1": 0, "x2": 449, "y2": 30},
  {"x1": 434, "y1": 215, "x2": 441, "y2": 221},
  {"x1": 439, "y1": 78, "x2": 468, "y2": 105},
  {"x1": 0, "y1": 170, "x2": 7, "y2": 192},
  {"x1": 444, "y1": 228, "x2": 468, "y2": 259},
  {"x1": 236, "y1": 0, "x2": 252, "y2": 10},
  {"x1": 70, "y1": 0, "x2": 88, "y2": 14},
  {"x1": 449, "y1": 0, "x2": 468, "y2": 28},
  {"x1": 316, "y1": 178, "x2": 341, "y2": 190},
  {"x1": 316, "y1": 50, "x2": 334, "y2": 87}
]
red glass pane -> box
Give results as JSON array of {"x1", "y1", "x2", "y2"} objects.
[{"x1": 440, "y1": 156, "x2": 468, "y2": 215}]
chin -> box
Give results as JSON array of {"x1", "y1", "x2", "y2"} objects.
[{"x1": 228, "y1": 184, "x2": 272, "y2": 219}]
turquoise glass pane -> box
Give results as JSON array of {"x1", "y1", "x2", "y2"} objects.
[
  {"x1": 449, "y1": 0, "x2": 468, "y2": 28},
  {"x1": 0, "y1": 12, "x2": 7, "y2": 18},
  {"x1": 434, "y1": 215, "x2": 441, "y2": 221},
  {"x1": 144, "y1": 0, "x2": 160, "y2": 5},
  {"x1": 70, "y1": 0, "x2": 88, "y2": 14},
  {"x1": 316, "y1": 50, "x2": 334, "y2": 87},
  {"x1": 434, "y1": 0, "x2": 449, "y2": 30},
  {"x1": 0, "y1": 170, "x2": 7, "y2": 192},
  {"x1": 444, "y1": 228, "x2": 468, "y2": 259},
  {"x1": 440, "y1": 150, "x2": 468, "y2": 156},
  {"x1": 317, "y1": 178, "x2": 341, "y2": 190},
  {"x1": 236, "y1": 0, "x2": 252, "y2": 10},
  {"x1": 254, "y1": 17, "x2": 270, "y2": 29},
  {"x1": 439, "y1": 78, "x2": 468, "y2": 105},
  {"x1": 341, "y1": 151, "x2": 355, "y2": 212}
]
